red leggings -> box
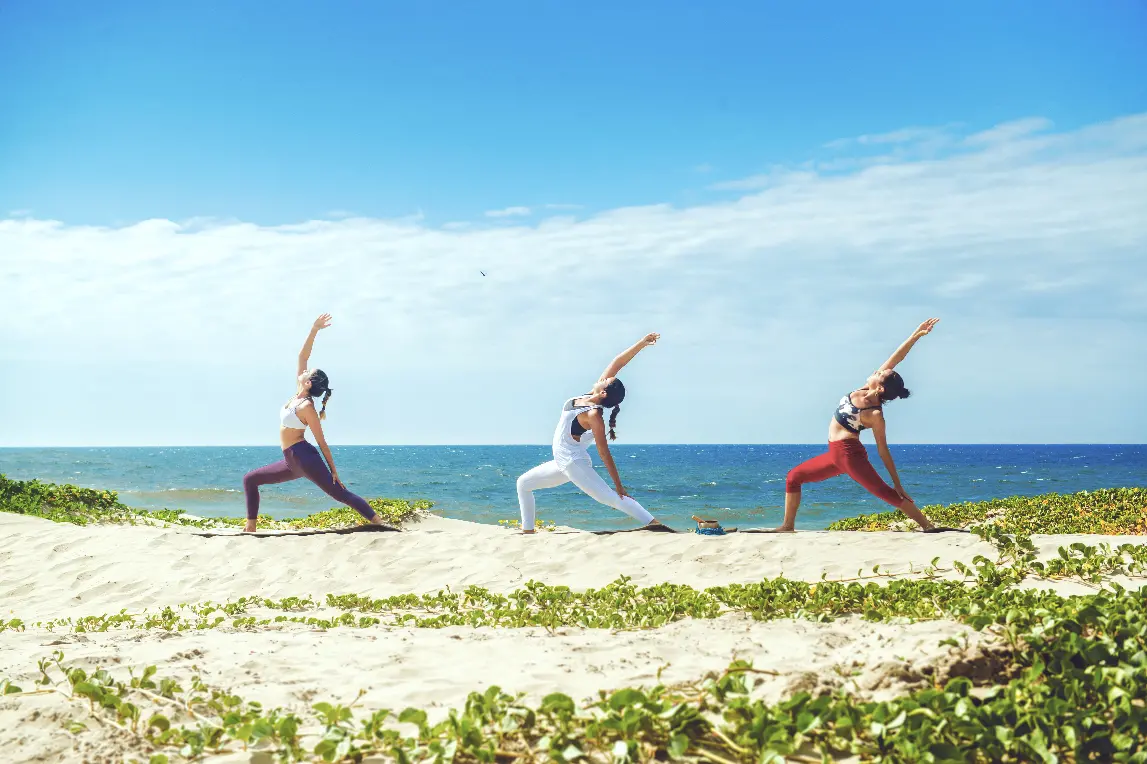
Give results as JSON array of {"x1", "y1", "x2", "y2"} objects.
[{"x1": 785, "y1": 439, "x2": 904, "y2": 507}]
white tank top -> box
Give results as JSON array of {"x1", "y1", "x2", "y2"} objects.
[
  {"x1": 552, "y1": 397, "x2": 599, "y2": 469},
  {"x1": 281, "y1": 400, "x2": 308, "y2": 430}
]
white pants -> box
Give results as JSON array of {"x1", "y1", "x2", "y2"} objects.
[{"x1": 516, "y1": 458, "x2": 655, "y2": 530}]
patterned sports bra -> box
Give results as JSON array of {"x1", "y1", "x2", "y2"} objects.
[{"x1": 834, "y1": 392, "x2": 881, "y2": 434}]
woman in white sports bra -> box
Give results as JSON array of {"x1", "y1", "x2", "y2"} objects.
[
  {"x1": 515, "y1": 332, "x2": 672, "y2": 534},
  {"x1": 240, "y1": 314, "x2": 391, "y2": 533}
]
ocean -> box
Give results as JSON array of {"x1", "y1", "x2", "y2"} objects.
[{"x1": 2, "y1": 445, "x2": 1144, "y2": 531}]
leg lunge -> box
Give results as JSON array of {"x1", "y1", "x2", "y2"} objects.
[
  {"x1": 287, "y1": 444, "x2": 379, "y2": 521},
  {"x1": 774, "y1": 451, "x2": 844, "y2": 531},
  {"x1": 836, "y1": 441, "x2": 935, "y2": 530},
  {"x1": 563, "y1": 460, "x2": 656, "y2": 525},
  {"x1": 515, "y1": 461, "x2": 569, "y2": 532},
  {"x1": 242, "y1": 459, "x2": 300, "y2": 528}
]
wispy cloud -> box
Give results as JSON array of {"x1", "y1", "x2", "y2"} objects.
[
  {"x1": 965, "y1": 117, "x2": 1053, "y2": 146},
  {"x1": 3, "y1": 113, "x2": 1145, "y2": 444},
  {"x1": 485, "y1": 206, "x2": 532, "y2": 218},
  {"x1": 824, "y1": 125, "x2": 954, "y2": 150},
  {"x1": 707, "y1": 168, "x2": 814, "y2": 192}
]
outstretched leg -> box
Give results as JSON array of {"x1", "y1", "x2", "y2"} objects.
[
  {"x1": 775, "y1": 450, "x2": 844, "y2": 531},
  {"x1": 242, "y1": 458, "x2": 301, "y2": 531},
  {"x1": 837, "y1": 446, "x2": 935, "y2": 530},
  {"x1": 515, "y1": 461, "x2": 569, "y2": 533},
  {"x1": 286, "y1": 444, "x2": 383, "y2": 524},
  {"x1": 562, "y1": 460, "x2": 657, "y2": 526}
]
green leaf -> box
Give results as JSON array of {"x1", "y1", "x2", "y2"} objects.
[
  {"x1": 398, "y1": 707, "x2": 427, "y2": 727},
  {"x1": 541, "y1": 692, "x2": 576, "y2": 714},
  {"x1": 668, "y1": 733, "x2": 689, "y2": 758},
  {"x1": 608, "y1": 688, "x2": 646, "y2": 710},
  {"x1": 73, "y1": 681, "x2": 102, "y2": 700}
]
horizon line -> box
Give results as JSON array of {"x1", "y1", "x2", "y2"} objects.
[{"x1": 2, "y1": 443, "x2": 1144, "y2": 449}]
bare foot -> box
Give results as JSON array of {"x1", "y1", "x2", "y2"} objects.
[
  {"x1": 243, "y1": 521, "x2": 258, "y2": 533},
  {"x1": 520, "y1": 529, "x2": 537, "y2": 535},
  {"x1": 761, "y1": 526, "x2": 796, "y2": 533}
]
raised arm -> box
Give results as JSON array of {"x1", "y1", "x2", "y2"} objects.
[
  {"x1": 298, "y1": 313, "x2": 333, "y2": 376},
  {"x1": 599, "y1": 333, "x2": 660, "y2": 381},
  {"x1": 878, "y1": 318, "x2": 939, "y2": 372}
]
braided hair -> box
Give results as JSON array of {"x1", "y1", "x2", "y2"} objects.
[
  {"x1": 600, "y1": 378, "x2": 626, "y2": 440},
  {"x1": 308, "y1": 369, "x2": 333, "y2": 420}
]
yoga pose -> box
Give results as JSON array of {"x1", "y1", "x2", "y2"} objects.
[
  {"x1": 515, "y1": 333, "x2": 671, "y2": 534},
  {"x1": 241, "y1": 314, "x2": 391, "y2": 533},
  {"x1": 776, "y1": 319, "x2": 942, "y2": 532}
]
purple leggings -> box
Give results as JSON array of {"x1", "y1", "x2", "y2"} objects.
[{"x1": 242, "y1": 441, "x2": 377, "y2": 521}]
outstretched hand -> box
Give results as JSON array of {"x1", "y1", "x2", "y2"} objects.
[
  {"x1": 913, "y1": 318, "x2": 939, "y2": 339},
  {"x1": 640, "y1": 332, "x2": 661, "y2": 347},
  {"x1": 312, "y1": 313, "x2": 333, "y2": 332}
]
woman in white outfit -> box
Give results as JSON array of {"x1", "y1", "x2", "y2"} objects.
[{"x1": 515, "y1": 333, "x2": 672, "y2": 534}]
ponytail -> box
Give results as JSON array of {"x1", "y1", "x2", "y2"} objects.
[
  {"x1": 319, "y1": 390, "x2": 332, "y2": 420},
  {"x1": 608, "y1": 404, "x2": 620, "y2": 441}
]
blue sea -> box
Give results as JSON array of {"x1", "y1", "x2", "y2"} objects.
[{"x1": 1, "y1": 445, "x2": 1143, "y2": 532}]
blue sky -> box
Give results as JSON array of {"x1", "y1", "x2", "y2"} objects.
[{"x1": 1, "y1": 1, "x2": 1145, "y2": 446}]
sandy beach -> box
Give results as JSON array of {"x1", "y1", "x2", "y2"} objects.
[{"x1": 2, "y1": 510, "x2": 1144, "y2": 761}]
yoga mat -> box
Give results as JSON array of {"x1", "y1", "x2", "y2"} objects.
[{"x1": 194, "y1": 523, "x2": 399, "y2": 538}]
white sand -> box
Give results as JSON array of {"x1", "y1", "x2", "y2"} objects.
[{"x1": 1, "y1": 511, "x2": 1144, "y2": 762}]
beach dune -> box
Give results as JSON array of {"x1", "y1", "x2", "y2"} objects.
[{"x1": 1, "y1": 511, "x2": 1144, "y2": 762}]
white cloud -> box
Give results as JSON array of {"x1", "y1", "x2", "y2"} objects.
[
  {"x1": 484, "y1": 206, "x2": 532, "y2": 218},
  {"x1": 2, "y1": 113, "x2": 1146, "y2": 445},
  {"x1": 707, "y1": 168, "x2": 814, "y2": 191},
  {"x1": 965, "y1": 117, "x2": 1053, "y2": 145},
  {"x1": 825, "y1": 125, "x2": 954, "y2": 150}
]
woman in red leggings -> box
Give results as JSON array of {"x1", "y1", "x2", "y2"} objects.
[{"x1": 774, "y1": 318, "x2": 945, "y2": 532}]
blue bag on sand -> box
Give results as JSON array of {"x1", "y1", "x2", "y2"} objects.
[{"x1": 695, "y1": 526, "x2": 726, "y2": 536}]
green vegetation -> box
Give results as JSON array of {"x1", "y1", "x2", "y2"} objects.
[
  {"x1": 828, "y1": 487, "x2": 1147, "y2": 534},
  {"x1": 5, "y1": 478, "x2": 1147, "y2": 760},
  {"x1": 0, "y1": 474, "x2": 432, "y2": 529},
  {"x1": 8, "y1": 567, "x2": 1147, "y2": 762},
  {"x1": 498, "y1": 516, "x2": 558, "y2": 532}
]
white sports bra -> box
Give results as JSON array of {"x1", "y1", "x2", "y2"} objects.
[
  {"x1": 551, "y1": 396, "x2": 599, "y2": 469},
  {"x1": 281, "y1": 400, "x2": 308, "y2": 430}
]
